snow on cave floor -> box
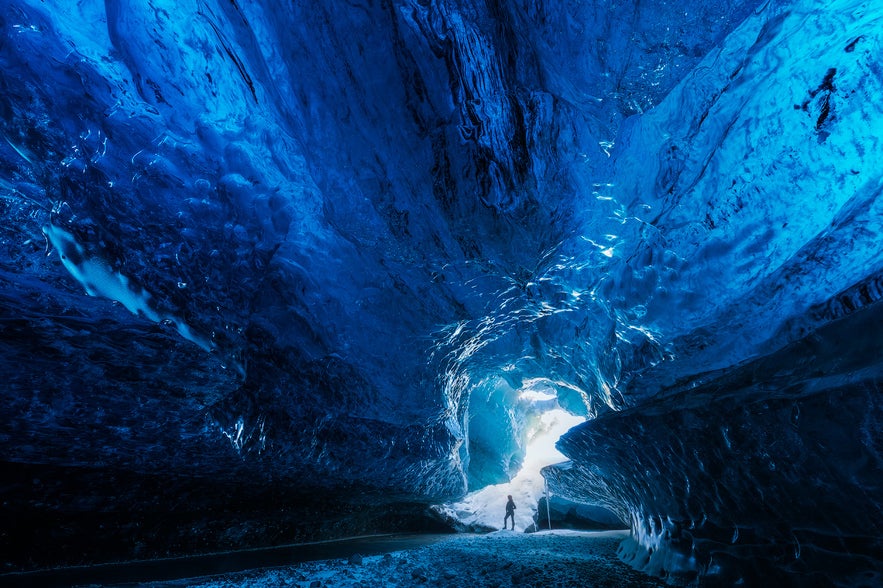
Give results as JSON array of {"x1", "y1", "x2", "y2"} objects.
[{"x1": 142, "y1": 530, "x2": 664, "y2": 588}]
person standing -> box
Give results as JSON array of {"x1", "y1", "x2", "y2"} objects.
[{"x1": 504, "y1": 495, "x2": 516, "y2": 530}]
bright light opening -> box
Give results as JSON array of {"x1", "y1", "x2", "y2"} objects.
[{"x1": 442, "y1": 405, "x2": 584, "y2": 531}]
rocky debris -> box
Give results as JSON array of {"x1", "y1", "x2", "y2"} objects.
[{"x1": 148, "y1": 530, "x2": 667, "y2": 587}]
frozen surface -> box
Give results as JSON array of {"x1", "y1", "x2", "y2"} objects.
[
  {"x1": 543, "y1": 1, "x2": 883, "y2": 584},
  {"x1": 141, "y1": 530, "x2": 664, "y2": 588},
  {"x1": 1, "y1": 0, "x2": 882, "y2": 584}
]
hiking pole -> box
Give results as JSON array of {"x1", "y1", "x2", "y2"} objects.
[{"x1": 545, "y1": 478, "x2": 552, "y2": 531}]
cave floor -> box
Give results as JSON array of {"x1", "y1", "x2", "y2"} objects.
[{"x1": 132, "y1": 530, "x2": 664, "y2": 588}]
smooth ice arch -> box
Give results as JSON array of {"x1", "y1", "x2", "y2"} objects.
[{"x1": 2, "y1": 0, "x2": 883, "y2": 585}]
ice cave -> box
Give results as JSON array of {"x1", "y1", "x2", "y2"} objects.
[{"x1": 1, "y1": 0, "x2": 882, "y2": 586}]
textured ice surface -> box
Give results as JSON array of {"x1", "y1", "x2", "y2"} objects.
[
  {"x1": 1, "y1": 0, "x2": 882, "y2": 583},
  {"x1": 543, "y1": 1, "x2": 883, "y2": 584},
  {"x1": 0, "y1": 0, "x2": 757, "y2": 497}
]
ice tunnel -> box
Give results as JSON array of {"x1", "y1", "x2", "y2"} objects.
[{"x1": 1, "y1": 0, "x2": 882, "y2": 585}]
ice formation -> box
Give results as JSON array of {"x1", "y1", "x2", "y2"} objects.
[
  {"x1": 439, "y1": 384, "x2": 585, "y2": 532},
  {"x1": 1, "y1": 0, "x2": 882, "y2": 585}
]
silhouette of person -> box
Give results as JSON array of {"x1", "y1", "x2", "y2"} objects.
[{"x1": 504, "y1": 495, "x2": 516, "y2": 530}]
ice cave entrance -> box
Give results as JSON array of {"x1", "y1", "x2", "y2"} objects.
[{"x1": 444, "y1": 382, "x2": 585, "y2": 531}]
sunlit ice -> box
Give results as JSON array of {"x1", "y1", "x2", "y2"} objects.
[{"x1": 439, "y1": 390, "x2": 585, "y2": 531}]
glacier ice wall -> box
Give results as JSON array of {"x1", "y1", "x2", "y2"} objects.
[
  {"x1": 1, "y1": 0, "x2": 882, "y2": 582},
  {"x1": 0, "y1": 0, "x2": 755, "y2": 493},
  {"x1": 543, "y1": 0, "x2": 883, "y2": 585}
]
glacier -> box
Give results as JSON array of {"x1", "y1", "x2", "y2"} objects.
[{"x1": 1, "y1": 0, "x2": 882, "y2": 585}]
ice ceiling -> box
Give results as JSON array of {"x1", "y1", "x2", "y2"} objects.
[{"x1": 2, "y1": 0, "x2": 883, "y2": 584}]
